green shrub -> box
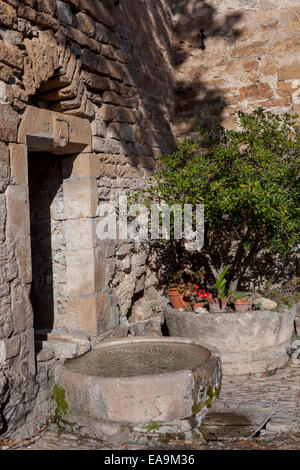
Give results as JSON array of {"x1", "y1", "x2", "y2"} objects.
[{"x1": 134, "y1": 108, "x2": 300, "y2": 289}]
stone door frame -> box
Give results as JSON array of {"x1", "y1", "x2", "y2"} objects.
[{"x1": 7, "y1": 106, "x2": 104, "y2": 337}]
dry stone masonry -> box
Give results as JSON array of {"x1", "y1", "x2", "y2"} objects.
[
  {"x1": 0, "y1": 0, "x2": 298, "y2": 440},
  {"x1": 173, "y1": 0, "x2": 300, "y2": 135}
]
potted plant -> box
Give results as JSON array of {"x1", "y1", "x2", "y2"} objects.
[
  {"x1": 229, "y1": 291, "x2": 251, "y2": 313},
  {"x1": 191, "y1": 288, "x2": 211, "y2": 312},
  {"x1": 167, "y1": 269, "x2": 202, "y2": 310},
  {"x1": 207, "y1": 266, "x2": 229, "y2": 313},
  {"x1": 167, "y1": 283, "x2": 190, "y2": 310}
]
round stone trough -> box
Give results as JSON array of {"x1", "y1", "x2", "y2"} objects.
[
  {"x1": 164, "y1": 305, "x2": 296, "y2": 376},
  {"x1": 54, "y1": 337, "x2": 221, "y2": 443}
]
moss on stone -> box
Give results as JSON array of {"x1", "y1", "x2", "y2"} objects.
[
  {"x1": 53, "y1": 383, "x2": 71, "y2": 419},
  {"x1": 120, "y1": 423, "x2": 129, "y2": 432},
  {"x1": 192, "y1": 401, "x2": 204, "y2": 416},
  {"x1": 146, "y1": 421, "x2": 160, "y2": 432}
]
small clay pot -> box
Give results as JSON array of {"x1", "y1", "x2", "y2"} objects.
[
  {"x1": 192, "y1": 302, "x2": 207, "y2": 312},
  {"x1": 207, "y1": 297, "x2": 228, "y2": 313},
  {"x1": 167, "y1": 288, "x2": 189, "y2": 310},
  {"x1": 234, "y1": 299, "x2": 251, "y2": 313}
]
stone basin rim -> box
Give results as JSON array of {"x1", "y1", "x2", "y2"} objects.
[{"x1": 62, "y1": 336, "x2": 221, "y2": 380}]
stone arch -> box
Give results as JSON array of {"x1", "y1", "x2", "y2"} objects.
[{"x1": 23, "y1": 29, "x2": 89, "y2": 118}]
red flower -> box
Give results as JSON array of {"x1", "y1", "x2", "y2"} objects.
[{"x1": 197, "y1": 289, "x2": 211, "y2": 298}]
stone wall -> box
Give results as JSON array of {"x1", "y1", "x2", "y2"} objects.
[
  {"x1": 0, "y1": 0, "x2": 174, "y2": 438},
  {"x1": 172, "y1": 0, "x2": 300, "y2": 136},
  {"x1": 0, "y1": 0, "x2": 299, "y2": 440}
]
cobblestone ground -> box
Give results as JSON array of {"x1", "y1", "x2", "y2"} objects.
[{"x1": 1, "y1": 361, "x2": 299, "y2": 451}]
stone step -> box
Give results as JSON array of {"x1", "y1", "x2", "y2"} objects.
[{"x1": 35, "y1": 329, "x2": 91, "y2": 359}]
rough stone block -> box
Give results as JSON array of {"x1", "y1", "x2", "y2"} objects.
[
  {"x1": 107, "y1": 122, "x2": 136, "y2": 142},
  {"x1": 11, "y1": 286, "x2": 32, "y2": 333},
  {"x1": 36, "y1": 0, "x2": 56, "y2": 16},
  {"x1": 278, "y1": 61, "x2": 300, "y2": 81},
  {"x1": 0, "y1": 62, "x2": 14, "y2": 82},
  {"x1": 9, "y1": 143, "x2": 28, "y2": 185},
  {"x1": 66, "y1": 0, "x2": 116, "y2": 28},
  {"x1": 62, "y1": 153, "x2": 100, "y2": 180},
  {"x1": 98, "y1": 104, "x2": 116, "y2": 122},
  {"x1": 0, "y1": 103, "x2": 19, "y2": 142},
  {"x1": 18, "y1": 106, "x2": 91, "y2": 154},
  {"x1": 56, "y1": 0, "x2": 73, "y2": 25},
  {"x1": 0, "y1": 0, "x2": 17, "y2": 28},
  {"x1": 64, "y1": 218, "x2": 97, "y2": 250},
  {"x1": 295, "y1": 316, "x2": 300, "y2": 336},
  {"x1": 0, "y1": 194, "x2": 6, "y2": 242},
  {"x1": 76, "y1": 11, "x2": 95, "y2": 37},
  {"x1": 15, "y1": 236, "x2": 32, "y2": 284},
  {"x1": 0, "y1": 41, "x2": 23, "y2": 70},
  {"x1": 66, "y1": 293, "x2": 110, "y2": 336},
  {"x1": 81, "y1": 48, "x2": 107, "y2": 75},
  {"x1": 92, "y1": 137, "x2": 121, "y2": 154},
  {"x1": 232, "y1": 41, "x2": 268, "y2": 59},
  {"x1": 95, "y1": 21, "x2": 110, "y2": 42},
  {"x1": 91, "y1": 119, "x2": 107, "y2": 137},
  {"x1": 81, "y1": 70, "x2": 110, "y2": 92},
  {"x1": 66, "y1": 248, "x2": 97, "y2": 296},
  {"x1": 106, "y1": 60, "x2": 124, "y2": 81},
  {"x1": 63, "y1": 178, "x2": 98, "y2": 219},
  {"x1": 115, "y1": 107, "x2": 136, "y2": 124},
  {"x1": 95, "y1": 245, "x2": 106, "y2": 292},
  {"x1": 239, "y1": 83, "x2": 273, "y2": 101},
  {"x1": 6, "y1": 184, "x2": 30, "y2": 239},
  {"x1": 0, "y1": 141, "x2": 9, "y2": 191},
  {"x1": 0, "y1": 335, "x2": 21, "y2": 363}
]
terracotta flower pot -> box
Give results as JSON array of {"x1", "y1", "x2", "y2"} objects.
[
  {"x1": 207, "y1": 297, "x2": 228, "y2": 313},
  {"x1": 234, "y1": 299, "x2": 251, "y2": 313},
  {"x1": 167, "y1": 288, "x2": 189, "y2": 310},
  {"x1": 193, "y1": 302, "x2": 207, "y2": 312}
]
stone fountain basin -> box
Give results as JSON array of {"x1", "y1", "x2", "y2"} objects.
[
  {"x1": 164, "y1": 305, "x2": 296, "y2": 375},
  {"x1": 54, "y1": 337, "x2": 221, "y2": 442}
]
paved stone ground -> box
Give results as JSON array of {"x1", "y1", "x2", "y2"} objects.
[{"x1": 1, "y1": 361, "x2": 299, "y2": 450}]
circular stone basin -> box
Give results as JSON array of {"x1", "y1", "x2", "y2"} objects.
[
  {"x1": 164, "y1": 305, "x2": 296, "y2": 375},
  {"x1": 54, "y1": 337, "x2": 221, "y2": 442}
]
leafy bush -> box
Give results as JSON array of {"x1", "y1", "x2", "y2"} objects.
[{"x1": 134, "y1": 108, "x2": 300, "y2": 290}]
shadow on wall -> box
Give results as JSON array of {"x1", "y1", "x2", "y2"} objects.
[
  {"x1": 171, "y1": 0, "x2": 243, "y2": 135},
  {"x1": 27, "y1": 0, "x2": 243, "y2": 160}
]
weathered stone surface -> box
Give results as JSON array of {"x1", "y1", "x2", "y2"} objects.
[
  {"x1": 66, "y1": 293, "x2": 112, "y2": 336},
  {"x1": 76, "y1": 11, "x2": 95, "y2": 37},
  {"x1": 54, "y1": 337, "x2": 221, "y2": 442},
  {"x1": 0, "y1": 336, "x2": 21, "y2": 363},
  {"x1": 6, "y1": 184, "x2": 30, "y2": 239},
  {"x1": 9, "y1": 144, "x2": 28, "y2": 185},
  {"x1": 295, "y1": 316, "x2": 300, "y2": 337},
  {"x1": 0, "y1": 0, "x2": 298, "y2": 443},
  {"x1": 278, "y1": 62, "x2": 300, "y2": 81},
  {"x1": 65, "y1": 248, "x2": 96, "y2": 296},
  {"x1": 62, "y1": 153, "x2": 100, "y2": 180},
  {"x1": 239, "y1": 83, "x2": 273, "y2": 101},
  {"x1": 164, "y1": 305, "x2": 296, "y2": 375},
  {"x1": 0, "y1": 141, "x2": 9, "y2": 191},
  {"x1": 0, "y1": 104, "x2": 18, "y2": 142},
  {"x1": 63, "y1": 178, "x2": 97, "y2": 219},
  {"x1": 255, "y1": 297, "x2": 278, "y2": 311},
  {"x1": 81, "y1": 70, "x2": 110, "y2": 91},
  {"x1": 56, "y1": 1, "x2": 73, "y2": 25},
  {"x1": 0, "y1": 41, "x2": 23, "y2": 70},
  {"x1": 81, "y1": 48, "x2": 107, "y2": 75},
  {"x1": 0, "y1": 0, "x2": 17, "y2": 28},
  {"x1": 18, "y1": 106, "x2": 91, "y2": 154},
  {"x1": 36, "y1": 348, "x2": 55, "y2": 362}
]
